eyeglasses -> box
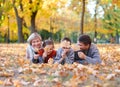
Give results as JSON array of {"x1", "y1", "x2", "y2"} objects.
[{"x1": 62, "y1": 47, "x2": 70, "y2": 49}]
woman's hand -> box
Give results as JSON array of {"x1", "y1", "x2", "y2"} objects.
[{"x1": 34, "y1": 54, "x2": 39, "y2": 59}]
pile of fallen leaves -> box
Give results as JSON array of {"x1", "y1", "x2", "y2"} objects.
[{"x1": 0, "y1": 44, "x2": 120, "y2": 87}]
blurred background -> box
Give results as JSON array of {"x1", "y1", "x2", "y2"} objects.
[{"x1": 0, "y1": 0, "x2": 120, "y2": 44}]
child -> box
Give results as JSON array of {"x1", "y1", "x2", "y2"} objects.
[
  {"x1": 32, "y1": 39, "x2": 56, "y2": 63},
  {"x1": 54, "y1": 37, "x2": 74, "y2": 65}
]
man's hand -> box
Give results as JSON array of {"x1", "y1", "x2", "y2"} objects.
[{"x1": 78, "y1": 52, "x2": 86, "y2": 59}]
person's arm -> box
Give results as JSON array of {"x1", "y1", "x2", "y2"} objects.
[
  {"x1": 85, "y1": 47, "x2": 101, "y2": 64},
  {"x1": 54, "y1": 49, "x2": 64, "y2": 64},
  {"x1": 74, "y1": 51, "x2": 84, "y2": 64},
  {"x1": 26, "y1": 47, "x2": 30, "y2": 59},
  {"x1": 65, "y1": 49, "x2": 74, "y2": 64},
  {"x1": 32, "y1": 55, "x2": 44, "y2": 64},
  {"x1": 26, "y1": 46, "x2": 34, "y2": 61},
  {"x1": 32, "y1": 58, "x2": 39, "y2": 63}
]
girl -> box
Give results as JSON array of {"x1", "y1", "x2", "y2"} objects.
[{"x1": 32, "y1": 39, "x2": 56, "y2": 63}]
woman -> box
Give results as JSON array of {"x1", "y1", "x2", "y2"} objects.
[{"x1": 26, "y1": 32, "x2": 42, "y2": 62}]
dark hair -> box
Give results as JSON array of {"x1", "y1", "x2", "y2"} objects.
[
  {"x1": 42, "y1": 39, "x2": 54, "y2": 48},
  {"x1": 61, "y1": 37, "x2": 71, "y2": 44},
  {"x1": 78, "y1": 34, "x2": 91, "y2": 45}
]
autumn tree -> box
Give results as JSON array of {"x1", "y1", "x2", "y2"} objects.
[
  {"x1": 12, "y1": 0, "x2": 24, "y2": 43},
  {"x1": 26, "y1": 0, "x2": 43, "y2": 33},
  {"x1": 69, "y1": 0, "x2": 93, "y2": 35},
  {"x1": 80, "y1": 0, "x2": 85, "y2": 35},
  {"x1": 100, "y1": 0, "x2": 120, "y2": 43},
  {"x1": 93, "y1": 0, "x2": 100, "y2": 43},
  {"x1": 0, "y1": 0, "x2": 13, "y2": 43}
]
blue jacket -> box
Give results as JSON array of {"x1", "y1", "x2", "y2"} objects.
[
  {"x1": 54, "y1": 48, "x2": 74, "y2": 64},
  {"x1": 74, "y1": 43, "x2": 101, "y2": 64}
]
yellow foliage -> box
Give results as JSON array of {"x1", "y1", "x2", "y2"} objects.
[
  {"x1": 96, "y1": 28, "x2": 114, "y2": 34},
  {"x1": 101, "y1": 0, "x2": 110, "y2": 4},
  {"x1": 112, "y1": 0, "x2": 120, "y2": 7}
]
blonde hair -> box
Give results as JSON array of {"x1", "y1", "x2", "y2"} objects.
[{"x1": 27, "y1": 32, "x2": 42, "y2": 45}]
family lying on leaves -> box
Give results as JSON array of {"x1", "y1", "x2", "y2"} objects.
[{"x1": 26, "y1": 32, "x2": 102, "y2": 65}]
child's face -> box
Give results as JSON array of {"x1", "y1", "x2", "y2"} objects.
[
  {"x1": 44, "y1": 45, "x2": 54, "y2": 55},
  {"x1": 31, "y1": 37, "x2": 42, "y2": 49},
  {"x1": 62, "y1": 46, "x2": 71, "y2": 53},
  {"x1": 61, "y1": 40, "x2": 71, "y2": 52}
]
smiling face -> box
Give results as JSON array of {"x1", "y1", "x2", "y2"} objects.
[
  {"x1": 77, "y1": 42, "x2": 90, "y2": 51},
  {"x1": 61, "y1": 40, "x2": 71, "y2": 52},
  {"x1": 44, "y1": 45, "x2": 54, "y2": 55},
  {"x1": 31, "y1": 37, "x2": 42, "y2": 49}
]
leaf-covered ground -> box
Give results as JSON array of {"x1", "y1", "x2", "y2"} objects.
[{"x1": 0, "y1": 44, "x2": 120, "y2": 87}]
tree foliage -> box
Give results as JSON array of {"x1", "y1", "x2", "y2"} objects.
[{"x1": 0, "y1": 0, "x2": 120, "y2": 43}]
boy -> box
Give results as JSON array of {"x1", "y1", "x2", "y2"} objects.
[{"x1": 54, "y1": 37, "x2": 74, "y2": 64}]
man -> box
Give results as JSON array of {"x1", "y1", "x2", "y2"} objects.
[{"x1": 74, "y1": 34, "x2": 101, "y2": 64}]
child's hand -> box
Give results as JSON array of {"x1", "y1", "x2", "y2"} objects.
[
  {"x1": 44, "y1": 45, "x2": 49, "y2": 53},
  {"x1": 61, "y1": 51, "x2": 67, "y2": 59},
  {"x1": 43, "y1": 46, "x2": 49, "y2": 58},
  {"x1": 42, "y1": 52, "x2": 47, "y2": 58}
]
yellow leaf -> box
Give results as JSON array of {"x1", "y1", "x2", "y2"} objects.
[{"x1": 0, "y1": 80, "x2": 4, "y2": 85}]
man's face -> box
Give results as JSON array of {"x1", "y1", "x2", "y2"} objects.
[{"x1": 77, "y1": 42, "x2": 89, "y2": 51}]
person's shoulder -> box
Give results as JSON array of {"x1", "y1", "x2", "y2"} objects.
[
  {"x1": 90, "y1": 43, "x2": 98, "y2": 50},
  {"x1": 51, "y1": 50, "x2": 57, "y2": 55},
  {"x1": 56, "y1": 48, "x2": 63, "y2": 54},
  {"x1": 70, "y1": 48, "x2": 75, "y2": 52},
  {"x1": 26, "y1": 45, "x2": 30, "y2": 48},
  {"x1": 38, "y1": 49, "x2": 44, "y2": 56},
  {"x1": 91, "y1": 43, "x2": 97, "y2": 47},
  {"x1": 26, "y1": 45, "x2": 32, "y2": 51},
  {"x1": 57, "y1": 48, "x2": 62, "y2": 51}
]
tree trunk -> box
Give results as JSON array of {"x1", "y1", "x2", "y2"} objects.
[
  {"x1": 50, "y1": 17, "x2": 53, "y2": 39},
  {"x1": 30, "y1": 11, "x2": 37, "y2": 34},
  {"x1": 116, "y1": 29, "x2": 119, "y2": 44},
  {"x1": 94, "y1": 1, "x2": 98, "y2": 43},
  {"x1": 29, "y1": 0, "x2": 39, "y2": 34},
  {"x1": 17, "y1": 17, "x2": 24, "y2": 43},
  {"x1": 80, "y1": 0, "x2": 85, "y2": 35},
  {"x1": 13, "y1": 0, "x2": 24, "y2": 43}
]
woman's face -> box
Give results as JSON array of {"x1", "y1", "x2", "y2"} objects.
[{"x1": 31, "y1": 37, "x2": 42, "y2": 49}]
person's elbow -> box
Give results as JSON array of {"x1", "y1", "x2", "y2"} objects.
[
  {"x1": 95, "y1": 57, "x2": 102, "y2": 64},
  {"x1": 97, "y1": 58, "x2": 102, "y2": 64}
]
